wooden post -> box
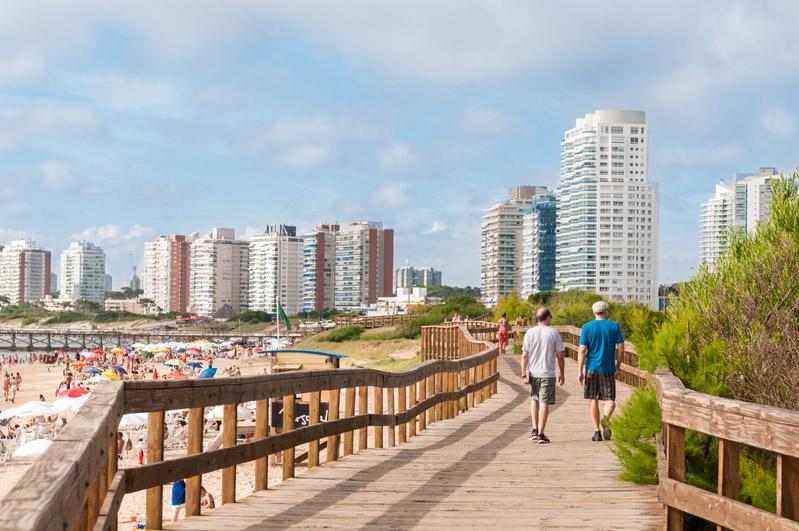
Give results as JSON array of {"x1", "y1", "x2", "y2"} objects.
[
  {"x1": 86, "y1": 474, "x2": 100, "y2": 529},
  {"x1": 106, "y1": 432, "x2": 117, "y2": 490},
  {"x1": 357, "y1": 386, "x2": 368, "y2": 452},
  {"x1": 467, "y1": 365, "x2": 475, "y2": 409},
  {"x1": 492, "y1": 358, "x2": 498, "y2": 395},
  {"x1": 397, "y1": 385, "x2": 407, "y2": 443},
  {"x1": 309, "y1": 391, "x2": 321, "y2": 468},
  {"x1": 374, "y1": 386, "x2": 384, "y2": 448},
  {"x1": 665, "y1": 424, "x2": 685, "y2": 531},
  {"x1": 386, "y1": 387, "x2": 396, "y2": 447},
  {"x1": 716, "y1": 438, "x2": 740, "y2": 531},
  {"x1": 255, "y1": 399, "x2": 269, "y2": 491},
  {"x1": 408, "y1": 382, "x2": 417, "y2": 438},
  {"x1": 425, "y1": 375, "x2": 434, "y2": 427},
  {"x1": 434, "y1": 373, "x2": 442, "y2": 421},
  {"x1": 282, "y1": 394, "x2": 295, "y2": 480},
  {"x1": 343, "y1": 387, "x2": 356, "y2": 456},
  {"x1": 185, "y1": 407, "x2": 204, "y2": 516},
  {"x1": 418, "y1": 375, "x2": 427, "y2": 432},
  {"x1": 326, "y1": 389, "x2": 341, "y2": 461},
  {"x1": 145, "y1": 410, "x2": 165, "y2": 530},
  {"x1": 777, "y1": 454, "x2": 799, "y2": 521},
  {"x1": 222, "y1": 403, "x2": 237, "y2": 504}
]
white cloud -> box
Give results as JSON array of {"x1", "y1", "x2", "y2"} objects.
[
  {"x1": 275, "y1": 143, "x2": 336, "y2": 170},
  {"x1": 39, "y1": 160, "x2": 78, "y2": 191},
  {"x1": 70, "y1": 224, "x2": 151, "y2": 244},
  {"x1": 239, "y1": 226, "x2": 264, "y2": 241},
  {"x1": 459, "y1": 108, "x2": 519, "y2": 137},
  {"x1": 0, "y1": 202, "x2": 31, "y2": 215},
  {"x1": 424, "y1": 221, "x2": 447, "y2": 235},
  {"x1": 758, "y1": 107, "x2": 796, "y2": 137},
  {"x1": 0, "y1": 51, "x2": 45, "y2": 84},
  {"x1": 0, "y1": 228, "x2": 36, "y2": 243},
  {"x1": 68, "y1": 74, "x2": 180, "y2": 115},
  {"x1": 0, "y1": 101, "x2": 104, "y2": 152},
  {"x1": 377, "y1": 142, "x2": 418, "y2": 173},
  {"x1": 372, "y1": 181, "x2": 410, "y2": 208}
]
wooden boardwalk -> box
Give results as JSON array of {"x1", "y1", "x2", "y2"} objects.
[{"x1": 171, "y1": 354, "x2": 662, "y2": 530}]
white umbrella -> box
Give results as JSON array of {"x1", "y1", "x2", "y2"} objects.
[
  {"x1": 205, "y1": 405, "x2": 247, "y2": 420},
  {"x1": 0, "y1": 401, "x2": 56, "y2": 419},
  {"x1": 50, "y1": 398, "x2": 76, "y2": 414},
  {"x1": 71, "y1": 394, "x2": 90, "y2": 413},
  {"x1": 164, "y1": 359, "x2": 183, "y2": 367},
  {"x1": 119, "y1": 413, "x2": 149, "y2": 428},
  {"x1": 13, "y1": 438, "x2": 53, "y2": 458},
  {"x1": 87, "y1": 375, "x2": 110, "y2": 383}
]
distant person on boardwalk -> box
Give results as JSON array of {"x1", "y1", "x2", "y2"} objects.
[
  {"x1": 520, "y1": 308, "x2": 565, "y2": 444},
  {"x1": 171, "y1": 479, "x2": 186, "y2": 521},
  {"x1": 497, "y1": 313, "x2": 509, "y2": 354},
  {"x1": 578, "y1": 301, "x2": 624, "y2": 442}
]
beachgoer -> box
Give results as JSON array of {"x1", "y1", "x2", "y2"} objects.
[
  {"x1": 2, "y1": 373, "x2": 9, "y2": 401},
  {"x1": 578, "y1": 301, "x2": 625, "y2": 442},
  {"x1": 15, "y1": 372, "x2": 21, "y2": 391},
  {"x1": 200, "y1": 486, "x2": 216, "y2": 509},
  {"x1": 117, "y1": 432, "x2": 124, "y2": 459},
  {"x1": 171, "y1": 479, "x2": 186, "y2": 521},
  {"x1": 497, "y1": 313, "x2": 509, "y2": 354},
  {"x1": 520, "y1": 308, "x2": 565, "y2": 444}
]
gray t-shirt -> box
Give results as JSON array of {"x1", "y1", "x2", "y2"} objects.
[{"x1": 523, "y1": 325, "x2": 564, "y2": 378}]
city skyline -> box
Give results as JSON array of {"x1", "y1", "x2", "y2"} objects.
[{"x1": 1, "y1": 2, "x2": 798, "y2": 288}]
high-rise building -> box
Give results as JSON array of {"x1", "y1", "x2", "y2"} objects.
[
  {"x1": 699, "y1": 167, "x2": 780, "y2": 271},
  {"x1": 480, "y1": 186, "x2": 549, "y2": 306},
  {"x1": 123, "y1": 267, "x2": 141, "y2": 292},
  {"x1": 188, "y1": 228, "x2": 249, "y2": 318},
  {"x1": 556, "y1": 110, "x2": 658, "y2": 309},
  {"x1": 59, "y1": 241, "x2": 106, "y2": 304},
  {"x1": 302, "y1": 224, "x2": 338, "y2": 313},
  {"x1": 104, "y1": 274, "x2": 113, "y2": 293},
  {"x1": 334, "y1": 221, "x2": 394, "y2": 311},
  {"x1": 520, "y1": 194, "x2": 557, "y2": 298},
  {"x1": 143, "y1": 235, "x2": 192, "y2": 313},
  {"x1": 50, "y1": 272, "x2": 57, "y2": 295},
  {"x1": 394, "y1": 264, "x2": 442, "y2": 290},
  {"x1": 0, "y1": 240, "x2": 51, "y2": 304},
  {"x1": 249, "y1": 225, "x2": 305, "y2": 316}
]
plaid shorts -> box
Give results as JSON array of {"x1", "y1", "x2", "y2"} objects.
[{"x1": 584, "y1": 371, "x2": 616, "y2": 401}]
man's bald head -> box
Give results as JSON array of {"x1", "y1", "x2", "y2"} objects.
[{"x1": 536, "y1": 307, "x2": 552, "y2": 323}]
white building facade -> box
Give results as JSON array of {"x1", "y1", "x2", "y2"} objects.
[
  {"x1": 188, "y1": 228, "x2": 249, "y2": 318},
  {"x1": 480, "y1": 186, "x2": 549, "y2": 306},
  {"x1": 59, "y1": 241, "x2": 106, "y2": 304},
  {"x1": 334, "y1": 221, "x2": 394, "y2": 311},
  {"x1": 249, "y1": 225, "x2": 305, "y2": 315},
  {"x1": 0, "y1": 240, "x2": 51, "y2": 304},
  {"x1": 556, "y1": 110, "x2": 658, "y2": 309},
  {"x1": 395, "y1": 265, "x2": 442, "y2": 290}
]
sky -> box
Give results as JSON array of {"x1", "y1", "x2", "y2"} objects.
[{"x1": 0, "y1": 1, "x2": 798, "y2": 289}]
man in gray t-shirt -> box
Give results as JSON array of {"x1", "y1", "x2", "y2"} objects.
[{"x1": 520, "y1": 307, "x2": 565, "y2": 444}]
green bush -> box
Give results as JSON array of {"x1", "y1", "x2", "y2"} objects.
[
  {"x1": 322, "y1": 326, "x2": 364, "y2": 342},
  {"x1": 227, "y1": 311, "x2": 273, "y2": 324}
]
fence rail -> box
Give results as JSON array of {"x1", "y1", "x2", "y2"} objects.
[
  {"x1": 0, "y1": 324, "x2": 498, "y2": 531},
  {"x1": 654, "y1": 369, "x2": 799, "y2": 530},
  {"x1": 333, "y1": 314, "x2": 412, "y2": 329}
]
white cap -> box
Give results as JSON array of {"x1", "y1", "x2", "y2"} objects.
[{"x1": 592, "y1": 301, "x2": 609, "y2": 314}]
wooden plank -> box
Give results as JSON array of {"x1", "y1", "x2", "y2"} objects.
[
  {"x1": 309, "y1": 391, "x2": 321, "y2": 468},
  {"x1": 358, "y1": 386, "x2": 368, "y2": 452},
  {"x1": 386, "y1": 387, "x2": 395, "y2": 448},
  {"x1": 222, "y1": 403, "x2": 237, "y2": 504},
  {"x1": 408, "y1": 382, "x2": 417, "y2": 438},
  {"x1": 397, "y1": 385, "x2": 407, "y2": 443},
  {"x1": 665, "y1": 423, "x2": 685, "y2": 531},
  {"x1": 282, "y1": 394, "x2": 295, "y2": 480},
  {"x1": 146, "y1": 410, "x2": 165, "y2": 530},
  {"x1": 778, "y1": 454, "x2": 799, "y2": 521},
  {"x1": 373, "y1": 386, "x2": 384, "y2": 448},
  {"x1": 254, "y1": 398, "x2": 269, "y2": 491},
  {"x1": 93, "y1": 471, "x2": 125, "y2": 531},
  {"x1": 418, "y1": 375, "x2": 427, "y2": 432},
  {"x1": 717, "y1": 438, "x2": 740, "y2": 531},
  {"x1": 326, "y1": 389, "x2": 340, "y2": 462},
  {"x1": 343, "y1": 387, "x2": 356, "y2": 456},
  {"x1": 185, "y1": 407, "x2": 204, "y2": 517}
]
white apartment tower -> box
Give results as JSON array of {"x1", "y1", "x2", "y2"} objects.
[
  {"x1": 188, "y1": 228, "x2": 249, "y2": 318},
  {"x1": 143, "y1": 235, "x2": 191, "y2": 313},
  {"x1": 302, "y1": 224, "x2": 338, "y2": 313},
  {"x1": 249, "y1": 225, "x2": 305, "y2": 315},
  {"x1": 480, "y1": 186, "x2": 549, "y2": 306},
  {"x1": 59, "y1": 241, "x2": 106, "y2": 304},
  {"x1": 699, "y1": 167, "x2": 780, "y2": 271},
  {"x1": 334, "y1": 221, "x2": 394, "y2": 311},
  {"x1": 556, "y1": 110, "x2": 658, "y2": 309},
  {"x1": 0, "y1": 240, "x2": 51, "y2": 304}
]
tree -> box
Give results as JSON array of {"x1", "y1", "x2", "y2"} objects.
[
  {"x1": 0, "y1": 295, "x2": 10, "y2": 306},
  {"x1": 492, "y1": 292, "x2": 530, "y2": 321}
]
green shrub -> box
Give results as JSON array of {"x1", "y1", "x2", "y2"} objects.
[{"x1": 322, "y1": 326, "x2": 364, "y2": 342}]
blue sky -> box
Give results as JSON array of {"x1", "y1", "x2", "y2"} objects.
[{"x1": 1, "y1": 1, "x2": 798, "y2": 288}]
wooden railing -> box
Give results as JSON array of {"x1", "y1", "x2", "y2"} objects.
[
  {"x1": 333, "y1": 314, "x2": 412, "y2": 329},
  {"x1": 654, "y1": 369, "x2": 799, "y2": 530},
  {"x1": 0, "y1": 326, "x2": 498, "y2": 531}
]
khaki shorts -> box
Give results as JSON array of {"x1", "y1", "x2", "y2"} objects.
[{"x1": 528, "y1": 376, "x2": 556, "y2": 405}]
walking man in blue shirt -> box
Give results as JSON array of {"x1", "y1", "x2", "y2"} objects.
[{"x1": 577, "y1": 301, "x2": 624, "y2": 442}]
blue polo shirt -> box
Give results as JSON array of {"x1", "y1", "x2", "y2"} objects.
[{"x1": 580, "y1": 319, "x2": 624, "y2": 374}]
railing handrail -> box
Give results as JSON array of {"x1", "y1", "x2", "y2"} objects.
[
  {"x1": 654, "y1": 368, "x2": 799, "y2": 529},
  {"x1": 0, "y1": 326, "x2": 499, "y2": 531}
]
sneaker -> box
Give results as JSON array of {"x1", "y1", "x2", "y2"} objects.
[
  {"x1": 537, "y1": 433, "x2": 550, "y2": 444},
  {"x1": 592, "y1": 431, "x2": 603, "y2": 442},
  {"x1": 601, "y1": 416, "x2": 612, "y2": 441},
  {"x1": 528, "y1": 428, "x2": 539, "y2": 441}
]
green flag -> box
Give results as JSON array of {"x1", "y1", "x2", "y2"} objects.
[{"x1": 278, "y1": 303, "x2": 291, "y2": 331}]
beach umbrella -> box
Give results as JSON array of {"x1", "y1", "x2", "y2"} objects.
[
  {"x1": 111, "y1": 347, "x2": 125, "y2": 355},
  {"x1": 205, "y1": 405, "x2": 247, "y2": 419},
  {"x1": 101, "y1": 371, "x2": 118, "y2": 380},
  {"x1": 165, "y1": 371, "x2": 188, "y2": 379},
  {"x1": 71, "y1": 394, "x2": 90, "y2": 412},
  {"x1": 164, "y1": 359, "x2": 184, "y2": 367},
  {"x1": 82, "y1": 366, "x2": 103, "y2": 374},
  {"x1": 87, "y1": 375, "x2": 110, "y2": 383},
  {"x1": 0, "y1": 401, "x2": 56, "y2": 419},
  {"x1": 83, "y1": 352, "x2": 98, "y2": 360},
  {"x1": 70, "y1": 361, "x2": 86, "y2": 368},
  {"x1": 197, "y1": 367, "x2": 217, "y2": 379},
  {"x1": 13, "y1": 439, "x2": 53, "y2": 458},
  {"x1": 186, "y1": 361, "x2": 202, "y2": 368},
  {"x1": 118, "y1": 412, "x2": 149, "y2": 428},
  {"x1": 50, "y1": 398, "x2": 77, "y2": 413},
  {"x1": 175, "y1": 347, "x2": 186, "y2": 353},
  {"x1": 57, "y1": 388, "x2": 88, "y2": 398},
  {"x1": 92, "y1": 348, "x2": 105, "y2": 355},
  {"x1": 186, "y1": 347, "x2": 202, "y2": 353},
  {"x1": 111, "y1": 365, "x2": 128, "y2": 374}
]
